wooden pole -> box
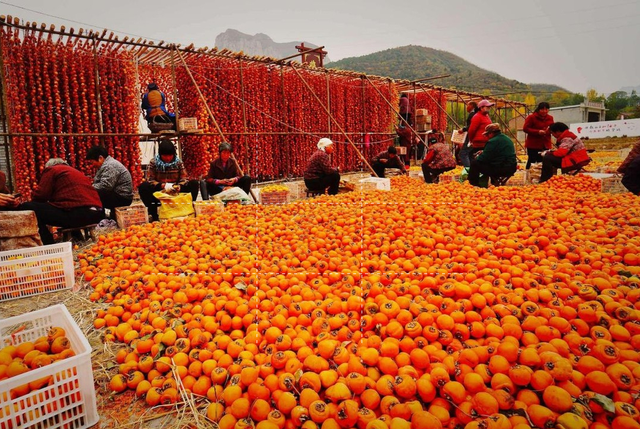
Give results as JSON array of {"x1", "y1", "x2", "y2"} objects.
[
  {"x1": 413, "y1": 85, "x2": 462, "y2": 129},
  {"x1": 364, "y1": 75, "x2": 424, "y2": 145},
  {"x1": 0, "y1": 29, "x2": 15, "y2": 191},
  {"x1": 171, "y1": 46, "x2": 180, "y2": 129},
  {"x1": 175, "y1": 48, "x2": 259, "y2": 201},
  {"x1": 91, "y1": 37, "x2": 105, "y2": 143},
  {"x1": 288, "y1": 64, "x2": 377, "y2": 176},
  {"x1": 238, "y1": 58, "x2": 249, "y2": 174}
]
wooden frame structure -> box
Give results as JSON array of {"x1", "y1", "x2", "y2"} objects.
[{"x1": 0, "y1": 14, "x2": 527, "y2": 190}]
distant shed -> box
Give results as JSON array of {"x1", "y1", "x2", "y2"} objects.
[{"x1": 549, "y1": 101, "x2": 607, "y2": 125}]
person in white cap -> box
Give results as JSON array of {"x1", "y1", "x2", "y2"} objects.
[
  {"x1": 467, "y1": 99, "x2": 494, "y2": 157},
  {"x1": 303, "y1": 138, "x2": 341, "y2": 195}
]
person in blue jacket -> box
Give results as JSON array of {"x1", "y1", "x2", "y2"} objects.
[{"x1": 141, "y1": 83, "x2": 175, "y2": 129}]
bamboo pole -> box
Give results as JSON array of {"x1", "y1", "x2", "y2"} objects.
[
  {"x1": 413, "y1": 85, "x2": 462, "y2": 129},
  {"x1": 174, "y1": 48, "x2": 259, "y2": 201},
  {"x1": 288, "y1": 63, "x2": 378, "y2": 176}
]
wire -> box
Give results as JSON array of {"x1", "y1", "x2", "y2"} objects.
[{"x1": 0, "y1": 0, "x2": 160, "y2": 42}]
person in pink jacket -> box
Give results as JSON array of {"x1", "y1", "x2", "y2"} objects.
[
  {"x1": 467, "y1": 99, "x2": 493, "y2": 157},
  {"x1": 523, "y1": 102, "x2": 554, "y2": 169}
]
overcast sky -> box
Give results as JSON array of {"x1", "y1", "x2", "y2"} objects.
[{"x1": 2, "y1": 0, "x2": 640, "y2": 94}]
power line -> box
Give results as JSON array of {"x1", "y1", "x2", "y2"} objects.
[{"x1": 0, "y1": 0, "x2": 161, "y2": 42}]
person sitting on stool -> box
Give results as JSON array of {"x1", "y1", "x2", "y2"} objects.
[
  {"x1": 138, "y1": 139, "x2": 199, "y2": 222},
  {"x1": 19, "y1": 158, "x2": 104, "y2": 244},
  {"x1": 86, "y1": 146, "x2": 133, "y2": 218},
  {"x1": 468, "y1": 123, "x2": 517, "y2": 188},
  {"x1": 205, "y1": 142, "x2": 252, "y2": 198},
  {"x1": 422, "y1": 134, "x2": 456, "y2": 183},
  {"x1": 539, "y1": 122, "x2": 591, "y2": 183},
  {"x1": 371, "y1": 146, "x2": 407, "y2": 178},
  {"x1": 304, "y1": 138, "x2": 340, "y2": 195}
]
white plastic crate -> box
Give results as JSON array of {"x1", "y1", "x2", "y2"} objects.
[
  {"x1": 0, "y1": 243, "x2": 74, "y2": 302},
  {"x1": 115, "y1": 204, "x2": 148, "y2": 229},
  {"x1": 600, "y1": 176, "x2": 627, "y2": 194},
  {"x1": 194, "y1": 200, "x2": 224, "y2": 216},
  {"x1": 357, "y1": 177, "x2": 391, "y2": 191},
  {"x1": 0, "y1": 304, "x2": 98, "y2": 429},
  {"x1": 284, "y1": 182, "x2": 305, "y2": 201}
]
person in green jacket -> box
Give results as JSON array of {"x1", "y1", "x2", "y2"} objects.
[{"x1": 468, "y1": 123, "x2": 517, "y2": 187}]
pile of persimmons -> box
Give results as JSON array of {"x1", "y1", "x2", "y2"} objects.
[{"x1": 80, "y1": 174, "x2": 640, "y2": 429}]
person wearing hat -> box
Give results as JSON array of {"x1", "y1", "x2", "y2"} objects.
[
  {"x1": 421, "y1": 133, "x2": 456, "y2": 183},
  {"x1": 467, "y1": 99, "x2": 494, "y2": 156},
  {"x1": 205, "y1": 142, "x2": 252, "y2": 198},
  {"x1": 141, "y1": 83, "x2": 175, "y2": 129},
  {"x1": 539, "y1": 122, "x2": 591, "y2": 183},
  {"x1": 19, "y1": 158, "x2": 104, "y2": 244},
  {"x1": 468, "y1": 123, "x2": 517, "y2": 187},
  {"x1": 523, "y1": 102, "x2": 554, "y2": 169},
  {"x1": 138, "y1": 139, "x2": 199, "y2": 221},
  {"x1": 371, "y1": 146, "x2": 407, "y2": 178},
  {"x1": 303, "y1": 138, "x2": 340, "y2": 195}
]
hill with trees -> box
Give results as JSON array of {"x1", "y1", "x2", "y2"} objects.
[{"x1": 328, "y1": 45, "x2": 567, "y2": 102}]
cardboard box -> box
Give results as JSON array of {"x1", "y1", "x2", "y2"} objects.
[
  {"x1": 416, "y1": 108, "x2": 429, "y2": 116},
  {"x1": 178, "y1": 117, "x2": 198, "y2": 131}
]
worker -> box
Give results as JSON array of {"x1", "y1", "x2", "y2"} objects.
[
  {"x1": 468, "y1": 124, "x2": 517, "y2": 187},
  {"x1": 141, "y1": 83, "x2": 175, "y2": 129},
  {"x1": 0, "y1": 170, "x2": 17, "y2": 209},
  {"x1": 371, "y1": 146, "x2": 407, "y2": 178},
  {"x1": 205, "y1": 142, "x2": 252, "y2": 198},
  {"x1": 399, "y1": 93, "x2": 412, "y2": 125},
  {"x1": 457, "y1": 101, "x2": 478, "y2": 168},
  {"x1": 467, "y1": 99, "x2": 493, "y2": 157},
  {"x1": 621, "y1": 153, "x2": 640, "y2": 195},
  {"x1": 86, "y1": 146, "x2": 133, "y2": 218},
  {"x1": 421, "y1": 134, "x2": 456, "y2": 184},
  {"x1": 539, "y1": 122, "x2": 591, "y2": 183},
  {"x1": 617, "y1": 138, "x2": 640, "y2": 175},
  {"x1": 19, "y1": 159, "x2": 104, "y2": 244},
  {"x1": 523, "y1": 102, "x2": 554, "y2": 169},
  {"x1": 304, "y1": 138, "x2": 340, "y2": 195},
  {"x1": 138, "y1": 139, "x2": 199, "y2": 222},
  {"x1": 395, "y1": 125, "x2": 414, "y2": 165}
]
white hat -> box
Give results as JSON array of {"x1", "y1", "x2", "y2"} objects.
[{"x1": 317, "y1": 138, "x2": 334, "y2": 150}]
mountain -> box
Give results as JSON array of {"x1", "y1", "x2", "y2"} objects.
[
  {"x1": 215, "y1": 29, "x2": 329, "y2": 62},
  {"x1": 328, "y1": 45, "x2": 567, "y2": 97},
  {"x1": 619, "y1": 85, "x2": 640, "y2": 95}
]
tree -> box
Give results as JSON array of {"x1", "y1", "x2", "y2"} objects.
[
  {"x1": 605, "y1": 91, "x2": 630, "y2": 120},
  {"x1": 586, "y1": 88, "x2": 605, "y2": 102}
]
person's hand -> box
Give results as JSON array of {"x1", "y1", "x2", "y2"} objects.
[
  {"x1": 0, "y1": 193, "x2": 17, "y2": 208},
  {"x1": 538, "y1": 130, "x2": 546, "y2": 135},
  {"x1": 206, "y1": 178, "x2": 214, "y2": 184},
  {"x1": 540, "y1": 150, "x2": 549, "y2": 157},
  {"x1": 164, "y1": 183, "x2": 174, "y2": 192},
  {"x1": 381, "y1": 159, "x2": 388, "y2": 164}
]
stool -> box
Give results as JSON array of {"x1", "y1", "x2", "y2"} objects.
[
  {"x1": 491, "y1": 176, "x2": 510, "y2": 187},
  {"x1": 57, "y1": 224, "x2": 98, "y2": 242},
  {"x1": 305, "y1": 188, "x2": 325, "y2": 198}
]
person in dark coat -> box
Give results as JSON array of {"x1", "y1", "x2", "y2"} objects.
[
  {"x1": 399, "y1": 93, "x2": 411, "y2": 125},
  {"x1": 395, "y1": 125, "x2": 414, "y2": 165},
  {"x1": 468, "y1": 124, "x2": 517, "y2": 187},
  {"x1": 523, "y1": 102, "x2": 554, "y2": 169},
  {"x1": 371, "y1": 146, "x2": 407, "y2": 178},
  {"x1": 205, "y1": 142, "x2": 252, "y2": 198},
  {"x1": 457, "y1": 101, "x2": 478, "y2": 168},
  {"x1": 621, "y1": 154, "x2": 640, "y2": 195},
  {"x1": 304, "y1": 138, "x2": 340, "y2": 195}
]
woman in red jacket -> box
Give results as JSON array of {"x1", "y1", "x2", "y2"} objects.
[
  {"x1": 523, "y1": 102, "x2": 554, "y2": 169},
  {"x1": 540, "y1": 122, "x2": 591, "y2": 182}
]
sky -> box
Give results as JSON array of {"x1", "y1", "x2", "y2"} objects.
[{"x1": 2, "y1": 0, "x2": 640, "y2": 95}]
